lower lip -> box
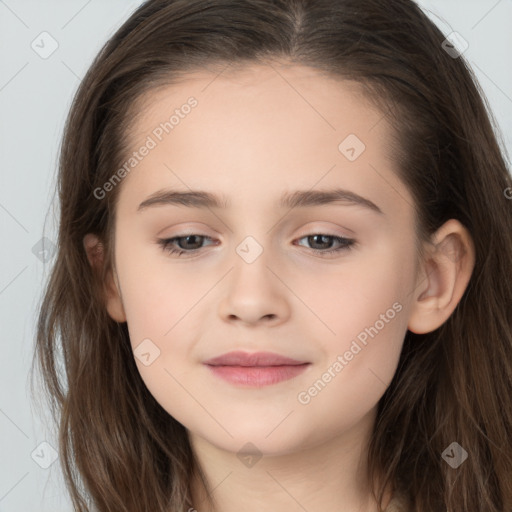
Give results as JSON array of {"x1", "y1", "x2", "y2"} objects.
[{"x1": 205, "y1": 364, "x2": 310, "y2": 387}]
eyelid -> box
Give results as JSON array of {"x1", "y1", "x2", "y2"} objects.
[
  {"x1": 156, "y1": 222, "x2": 217, "y2": 238},
  {"x1": 294, "y1": 223, "x2": 354, "y2": 240},
  {"x1": 157, "y1": 221, "x2": 355, "y2": 243}
]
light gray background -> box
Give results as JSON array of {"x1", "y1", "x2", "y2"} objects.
[{"x1": 1, "y1": 1, "x2": 511, "y2": 510}]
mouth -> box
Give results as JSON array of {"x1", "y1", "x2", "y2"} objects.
[{"x1": 203, "y1": 351, "x2": 311, "y2": 387}]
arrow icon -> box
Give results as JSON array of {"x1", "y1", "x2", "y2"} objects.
[
  {"x1": 134, "y1": 339, "x2": 161, "y2": 366},
  {"x1": 31, "y1": 441, "x2": 58, "y2": 468},
  {"x1": 237, "y1": 442, "x2": 262, "y2": 467},
  {"x1": 338, "y1": 134, "x2": 365, "y2": 161},
  {"x1": 236, "y1": 236, "x2": 263, "y2": 263},
  {"x1": 31, "y1": 31, "x2": 59, "y2": 59},
  {"x1": 441, "y1": 441, "x2": 468, "y2": 468}
]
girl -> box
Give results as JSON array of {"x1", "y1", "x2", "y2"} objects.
[{"x1": 32, "y1": 0, "x2": 512, "y2": 511}]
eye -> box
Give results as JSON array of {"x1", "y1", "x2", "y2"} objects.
[
  {"x1": 157, "y1": 234, "x2": 216, "y2": 257},
  {"x1": 294, "y1": 234, "x2": 355, "y2": 257},
  {"x1": 157, "y1": 233, "x2": 355, "y2": 258}
]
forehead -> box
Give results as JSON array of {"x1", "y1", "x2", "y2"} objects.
[
  {"x1": 116, "y1": 62, "x2": 412, "y2": 219},
  {"x1": 130, "y1": 62, "x2": 380, "y2": 135},
  {"x1": 127, "y1": 62, "x2": 386, "y2": 149}
]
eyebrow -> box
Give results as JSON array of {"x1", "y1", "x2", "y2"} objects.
[{"x1": 137, "y1": 188, "x2": 384, "y2": 215}]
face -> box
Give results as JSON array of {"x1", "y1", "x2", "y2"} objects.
[{"x1": 107, "y1": 63, "x2": 421, "y2": 456}]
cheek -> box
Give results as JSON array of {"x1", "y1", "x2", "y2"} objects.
[
  {"x1": 295, "y1": 311, "x2": 407, "y2": 443},
  {"x1": 292, "y1": 239, "x2": 414, "y2": 352},
  {"x1": 294, "y1": 280, "x2": 410, "y2": 447},
  {"x1": 118, "y1": 268, "x2": 204, "y2": 428},
  {"x1": 115, "y1": 241, "x2": 213, "y2": 345},
  {"x1": 292, "y1": 244, "x2": 414, "y2": 407},
  {"x1": 114, "y1": 248, "x2": 214, "y2": 423}
]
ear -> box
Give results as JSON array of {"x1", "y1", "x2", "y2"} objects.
[
  {"x1": 83, "y1": 233, "x2": 127, "y2": 323},
  {"x1": 407, "y1": 219, "x2": 475, "y2": 334}
]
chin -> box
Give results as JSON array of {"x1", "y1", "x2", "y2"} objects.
[{"x1": 191, "y1": 422, "x2": 309, "y2": 458}]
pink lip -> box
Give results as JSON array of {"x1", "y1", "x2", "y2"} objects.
[
  {"x1": 203, "y1": 351, "x2": 311, "y2": 387},
  {"x1": 204, "y1": 350, "x2": 308, "y2": 366}
]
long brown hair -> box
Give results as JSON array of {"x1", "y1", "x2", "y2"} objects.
[{"x1": 31, "y1": 0, "x2": 512, "y2": 510}]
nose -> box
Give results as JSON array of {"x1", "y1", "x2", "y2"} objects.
[{"x1": 217, "y1": 248, "x2": 291, "y2": 327}]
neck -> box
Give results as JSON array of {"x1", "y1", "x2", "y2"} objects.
[{"x1": 187, "y1": 408, "x2": 393, "y2": 512}]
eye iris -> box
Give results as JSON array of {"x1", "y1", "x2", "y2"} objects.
[
  {"x1": 309, "y1": 234, "x2": 333, "y2": 249},
  {"x1": 179, "y1": 235, "x2": 204, "y2": 250}
]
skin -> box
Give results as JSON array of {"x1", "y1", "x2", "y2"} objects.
[{"x1": 84, "y1": 62, "x2": 475, "y2": 512}]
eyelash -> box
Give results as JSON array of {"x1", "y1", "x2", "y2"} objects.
[{"x1": 157, "y1": 233, "x2": 356, "y2": 258}]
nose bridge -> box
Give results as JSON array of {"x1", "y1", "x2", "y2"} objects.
[
  {"x1": 235, "y1": 234, "x2": 267, "y2": 266},
  {"x1": 228, "y1": 233, "x2": 277, "y2": 292},
  {"x1": 217, "y1": 232, "x2": 290, "y2": 324}
]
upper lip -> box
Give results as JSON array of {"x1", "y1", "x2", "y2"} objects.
[{"x1": 203, "y1": 351, "x2": 309, "y2": 367}]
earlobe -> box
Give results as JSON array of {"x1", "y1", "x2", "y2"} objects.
[
  {"x1": 83, "y1": 233, "x2": 127, "y2": 323},
  {"x1": 104, "y1": 269, "x2": 127, "y2": 323},
  {"x1": 407, "y1": 219, "x2": 475, "y2": 334}
]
